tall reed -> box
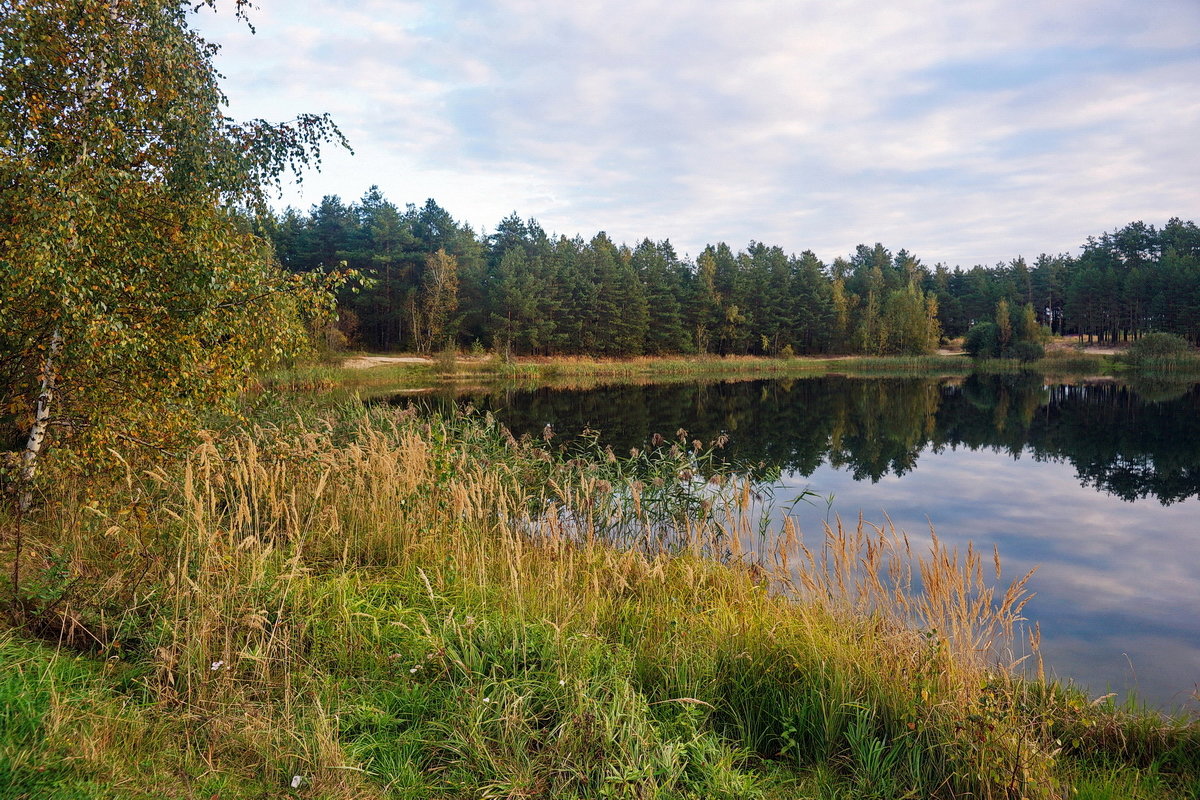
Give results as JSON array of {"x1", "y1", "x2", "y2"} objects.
[{"x1": 5, "y1": 404, "x2": 1195, "y2": 797}]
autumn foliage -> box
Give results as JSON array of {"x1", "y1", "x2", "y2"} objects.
[{"x1": 0, "y1": 0, "x2": 346, "y2": 495}]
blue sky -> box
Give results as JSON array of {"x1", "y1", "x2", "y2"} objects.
[{"x1": 194, "y1": 0, "x2": 1200, "y2": 266}]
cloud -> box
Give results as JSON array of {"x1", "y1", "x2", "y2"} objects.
[
  {"x1": 192, "y1": 0, "x2": 1200, "y2": 261},
  {"x1": 774, "y1": 442, "x2": 1200, "y2": 705}
]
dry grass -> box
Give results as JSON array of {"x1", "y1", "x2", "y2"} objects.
[{"x1": 2, "y1": 405, "x2": 1196, "y2": 798}]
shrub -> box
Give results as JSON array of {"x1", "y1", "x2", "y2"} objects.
[
  {"x1": 1008, "y1": 340, "x2": 1045, "y2": 363},
  {"x1": 435, "y1": 339, "x2": 458, "y2": 375},
  {"x1": 1127, "y1": 332, "x2": 1191, "y2": 361},
  {"x1": 963, "y1": 322, "x2": 999, "y2": 359},
  {"x1": 1122, "y1": 333, "x2": 1199, "y2": 376}
]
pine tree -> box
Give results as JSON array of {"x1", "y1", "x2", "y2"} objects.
[{"x1": 633, "y1": 240, "x2": 689, "y2": 354}]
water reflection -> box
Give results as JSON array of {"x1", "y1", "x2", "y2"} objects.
[
  {"x1": 427, "y1": 376, "x2": 1200, "y2": 505},
  {"x1": 393, "y1": 376, "x2": 1200, "y2": 708}
]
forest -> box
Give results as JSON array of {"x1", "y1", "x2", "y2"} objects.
[{"x1": 269, "y1": 189, "x2": 1200, "y2": 356}]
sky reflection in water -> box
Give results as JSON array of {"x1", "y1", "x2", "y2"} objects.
[
  {"x1": 437, "y1": 375, "x2": 1200, "y2": 711},
  {"x1": 781, "y1": 448, "x2": 1200, "y2": 710}
]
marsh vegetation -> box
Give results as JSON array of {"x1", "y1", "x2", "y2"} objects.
[{"x1": 4, "y1": 395, "x2": 1200, "y2": 798}]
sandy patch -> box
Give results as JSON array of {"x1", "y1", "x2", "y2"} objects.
[
  {"x1": 342, "y1": 355, "x2": 432, "y2": 369},
  {"x1": 1071, "y1": 347, "x2": 1122, "y2": 355},
  {"x1": 1045, "y1": 338, "x2": 1124, "y2": 356}
]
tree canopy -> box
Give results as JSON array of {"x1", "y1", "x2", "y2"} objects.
[
  {"x1": 1, "y1": 0, "x2": 346, "y2": 503},
  {"x1": 275, "y1": 190, "x2": 1195, "y2": 360}
]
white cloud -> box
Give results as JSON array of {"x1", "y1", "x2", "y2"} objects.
[{"x1": 192, "y1": 0, "x2": 1200, "y2": 262}]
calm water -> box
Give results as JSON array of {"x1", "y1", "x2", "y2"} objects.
[{"x1": 416, "y1": 375, "x2": 1200, "y2": 710}]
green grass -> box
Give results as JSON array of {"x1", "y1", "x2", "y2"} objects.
[
  {"x1": 2, "y1": 400, "x2": 1197, "y2": 799},
  {"x1": 255, "y1": 349, "x2": 1144, "y2": 409},
  {"x1": 488, "y1": 353, "x2": 978, "y2": 381},
  {"x1": 0, "y1": 633, "x2": 287, "y2": 799},
  {"x1": 266, "y1": 353, "x2": 981, "y2": 401},
  {"x1": 1117, "y1": 354, "x2": 1200, "y2": 381}
]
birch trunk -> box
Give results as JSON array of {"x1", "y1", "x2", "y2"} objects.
[{"x1": 18, "y1": 328, "x2": 62, "y2": 513}]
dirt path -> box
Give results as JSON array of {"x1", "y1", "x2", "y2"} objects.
[{"x1": 342, "y1": 355, "x2": 432, "y2": 369}]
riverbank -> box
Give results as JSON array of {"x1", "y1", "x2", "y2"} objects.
[
  {"x1": 330, "y1": 341, "x2": 1200, "y2": 391},
  {"x1": 267, "y1": 349, "x2": 1121, "y2": 398},
  {"x1": 2, "y1": 400, "x2": 1197, "y2": 798}
]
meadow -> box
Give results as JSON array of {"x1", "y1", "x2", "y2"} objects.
[{"x1": 3, "y1": 384, "x2": 1198, "y2": 798}]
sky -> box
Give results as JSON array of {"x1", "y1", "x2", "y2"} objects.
[{"x1": 192, "y1": 0, "x2": 1200, "y2": 267}]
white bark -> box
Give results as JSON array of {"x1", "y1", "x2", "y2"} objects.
[{"x1": 18, "y1": 328, "x2": 62, "y2": 513}]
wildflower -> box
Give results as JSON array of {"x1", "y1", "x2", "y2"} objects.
[
  {"x1": 290, "y1": 775, "x2": 304, "y2": 789},
  {"x1": 409, "y1": 667, "x2": 418, "y2": 673},
  {"x1": 482, "y1": 697, "x2": 491, "y2": 704},
  {"x1": 652, "y1": 432, "x2": 665, "y2": 447},
  {"x1": 543, "y1": 423, "x2": 555, "y2": 442},
  {"x1": 558, "y1": 679, "x2": 566, "y2": 686},
  {"x1": 210, "y1": 660, "x2": 225, "y2": 671}
]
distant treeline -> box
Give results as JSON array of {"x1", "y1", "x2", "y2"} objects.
[{"x1": 266, "y1": 187, "x2": 1200, "y2": 355}]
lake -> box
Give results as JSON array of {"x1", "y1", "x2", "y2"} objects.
[{"x1": 409, "y1": 374, "x2": 1200, "y2": 711}]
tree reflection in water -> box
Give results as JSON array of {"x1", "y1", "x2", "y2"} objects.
[{"x1": 404, "y1": 375, "x2": 1200, "y2": 505}]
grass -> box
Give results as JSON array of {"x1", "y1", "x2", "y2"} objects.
[
  {"x1": 1117, "y1": 354, "x2": 1200, "y2": 381},
  {"x1": 490, "y1": 353, "x2": 977, "y2": 382},
  {"x1": 1034, "y1": 349, "x2": 1114, "y2": 376},
  {"x1": 254, "y1": 348, "x2": 1169, "y2": 409},
  {"x1": 0, "y1": 632, "x2": 285, "y2": 798},
  {"x1": 2, "y1": 402, "x2": 1198, "y2": 798},
  {"x1": 260, "y1": 353, "x2": 981, "y2": 403}
]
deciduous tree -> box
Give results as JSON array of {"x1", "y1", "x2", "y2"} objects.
[{"x1": 1, "y1": 0, "x2": 347, "y2": 508}]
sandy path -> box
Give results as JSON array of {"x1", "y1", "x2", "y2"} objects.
[
  {"x1": 342, "y1": 355, "x2": 432, "y2": 369},
  {"x1": 1070, "y1": 347, "x2": 1122, "y2": 355}
]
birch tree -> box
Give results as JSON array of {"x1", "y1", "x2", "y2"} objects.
[
  {"x1": 412, "y1": 248, "x2": 459, "y2": 353},
  {"x1": 0, "y1": 0, "x2": 347, "y2": 509}
]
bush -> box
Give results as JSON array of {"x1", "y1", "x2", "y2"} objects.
[
  {"x1": 964, "y1": 322, "x2": 999, "y2": 358},
  {"x1": 434, "y1": 339, "x2": 458, "y2": 375},
  {"x1": 1008, "y1": 340, "x2": 1045, "y2": 363},
  {"x1": 1127, "y1": 332, "x2": 1192, "y2": 361}
]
